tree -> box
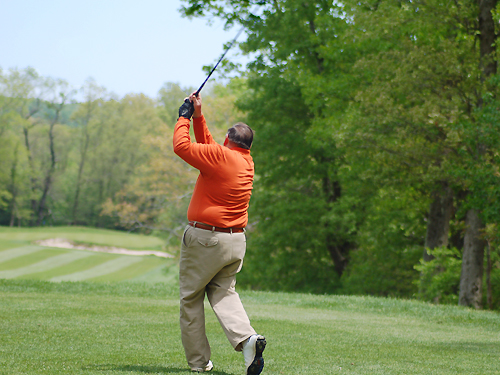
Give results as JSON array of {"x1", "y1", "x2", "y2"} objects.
[
  {"x1": 70, "y1": 78, "x2": 108, "y2": 224},
  {"x1": 157, "y1": 82, "x2": 193, "y2": 127},
  {"x1": 342, "y1": 0, "x2": 500, "y2": 307},
  {"x1": 339, "y1": 0, "x2": 473, "y2": 296},
  {"x1": 35, "y1": 78, "x2": 75, "y2": 225},
  {"x1": 182, "y1": 0, "x2": 366, "y2": 292},
  {"x1": 75, "y1": 94, "x2": 163, "y2": 227},
  {"x1": 458, "y1": 0, "x2": 497, "y2": 309},
  {"x1": 0, "y1": 67, "x2": 45, "y2": 224}
]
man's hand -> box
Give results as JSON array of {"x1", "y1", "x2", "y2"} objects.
[
  {"x1": 190, "y1": 92, "x2": 202, "y2": 118},
  {"x1": 179, "y1": 98, "x2": 194, "y2": 120}
]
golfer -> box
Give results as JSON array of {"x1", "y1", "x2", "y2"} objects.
[{"x1": 173, "y1": 92, "x2": 266, "y2": 374}]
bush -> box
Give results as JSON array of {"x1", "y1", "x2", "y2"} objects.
[{"x1": 414, "y1": 246, "x2": 462, "y2": 304}]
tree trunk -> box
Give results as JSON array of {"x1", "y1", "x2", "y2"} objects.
[
  {"x1": 36, "y1": 123, "x2": 56, "y2": 225},
  {"x1": 458, "y1": 209, "x2": 485, "y2": 309},
  {"x1": 36, "y1": 102, "x2": 64, "y2": 225},
  {"x1": 486, "y1": 240, "x2": 492, "y2": 309},
  {"x1": 9, "y1": 204, "x2": 16, "y2": 227},
  {"x1": 327, "y1": 240, "x2": 349, "y2": 277},
  {"x1": 72, "y1": 95, "x2": 96, "y2": 225},
  {"x1": 423, "y1": 184, "x2": 453, "y2": 261},
  {"x1": 8, "y1": 144, "x2": 19, "y2": 227},
  {"x1": 478, "y1": 0, "x2": 497, "y2": 80},
  {"x1": 20, "y1": 100, "x2": 42, "y2": 225},
  {"x1": 323, "y1": 171, "x2": 350, "y2": 277},
  {"x1": 457, "y1": 0, "x2": 497, "y2": 308},
  {"x1": 72, "y1": 132, "x2": 90, "y2": 224},
  {"x1": 23, "y1": 126, "x2": 39, "y2": 224}
]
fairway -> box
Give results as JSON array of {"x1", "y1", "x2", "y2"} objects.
[
  {"x1": 1, "y1": 279, "x2": 499, "y2": 375},
  {"x1": 0, "y1": 226, "x2": 166, "y2": 250},
  {"x1": 0, "y1": 226, "x2": 178, "y2": 284},
  {"x1": 1, "y1": 226, "x2": 499, "y2": 374}
]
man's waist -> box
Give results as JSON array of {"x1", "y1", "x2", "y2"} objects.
[{"x1": 188, "y1": 221, "x2": 245, "y2": 233}]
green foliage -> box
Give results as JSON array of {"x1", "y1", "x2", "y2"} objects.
[
  {"x1": 157, "y1": 81, "x2": 193, "y2": 127},
  {"x1": 342, "y1": 186, "x2": 426, "y2": 297},
  {"x1": 237, "y1": 71, "x2": 342, "y2": 293},
  {"x1": 452, "y1": 92, "x2": 500, "y2": 223},
  {"x1": 486, "y1": 251, "x2": 500, "y2": 310},
  {"x1": 0, "y1": 68, "x2": 180, "y2": 229},
  {"x1": 414, "y1": 247, "x2": 462, "y2": 304},
  {"x1": 178, "y1": 0, "x2": 500, "y2": 303}
]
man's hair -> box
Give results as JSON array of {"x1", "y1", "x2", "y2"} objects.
[{"x1": 227, "y1": 122, "x2": 254, "y2": 149}]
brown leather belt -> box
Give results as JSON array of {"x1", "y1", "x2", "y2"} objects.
[{"x1": 188, "y1": 221, "x2": 244, "y2": 233}]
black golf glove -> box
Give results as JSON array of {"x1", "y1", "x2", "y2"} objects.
[{"x1": 179, "y1": 99, "x2": 194, "y2": 120}]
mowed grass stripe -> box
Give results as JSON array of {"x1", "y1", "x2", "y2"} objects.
[
  {"x1": 0, "y1": 248, "x2": 68, "y2": 271},
  {"x1": 0, "y1": 240, "x2": 33, "y2": 251},
  {"x1": 86, "y1": 257, "x2": 170, "y2": 283},
  {"x1": 0, "y1": 226, "x2": 175, "y2": 284},
  {"x1": 131, "y1": 262, "x2": 179, "y2": 284},
  {"x1": 0, "y1": 245, "x2": 44, "y2": 262},
  {"x1": 51, "y1": 256, "x2": 142, "y2": 282},
  {"x1": 0, "y1": 251, "x2": 93, "y2": 279},
  {"x1": 18, "y1": 251, "x2": 120, "y2": 281}
]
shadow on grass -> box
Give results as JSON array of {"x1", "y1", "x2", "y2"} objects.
[{"x1": 82, "y1": 364, "x2": 234, "y2": 374}]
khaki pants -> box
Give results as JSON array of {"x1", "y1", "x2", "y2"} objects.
[{"x1": 179, "y1": 225, "x2": 257, "y2": 368}]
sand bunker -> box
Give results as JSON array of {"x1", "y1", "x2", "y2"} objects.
[{"x1": 35, "y1": 238, "x2": 174, "y2": 258}]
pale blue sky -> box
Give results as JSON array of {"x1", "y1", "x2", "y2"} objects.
[{"x1": 0, "y1": 0, "x2": 245, "y2": 98}]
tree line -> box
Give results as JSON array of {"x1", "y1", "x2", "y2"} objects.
[
  {"x1": 0, "y1": 68, "x2": 244, "y2": 245},
  {"x1": 1, "y1": 0, "x2": 500, "y2": 310}
]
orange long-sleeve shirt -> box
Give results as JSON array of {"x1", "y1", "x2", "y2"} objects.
[{"x1": 173, "y1": 115, "x2": 254, "y2": 228}]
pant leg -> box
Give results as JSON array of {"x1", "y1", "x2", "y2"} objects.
[
  {"x1": 179, "y1": 226, "x2": 213, "y2": 368},
  {"x1": 179, "y1": 288, "x2": 210, "y2": 368},
  {"x1": 206, "y1": 231, "x2": 256, "y2": 351}
]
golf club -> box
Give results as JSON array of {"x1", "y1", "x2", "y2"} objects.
[{"x1": 194, "y1": 24, "x2": 246, "y2": 97}]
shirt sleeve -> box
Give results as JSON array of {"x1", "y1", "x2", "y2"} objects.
[
  {"x1": 193, "y1": 115, "x2": 217, "y2": 145},
  {"x1": 173, "y1": 116, "x2": 226, "y2": 174}
]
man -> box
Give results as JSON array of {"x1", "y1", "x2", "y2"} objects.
[{"x1": 173, "y1": 92, "x2": 266, "y2": 374}]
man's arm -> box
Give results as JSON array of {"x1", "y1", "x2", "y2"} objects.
[
  {"x1": 189, "y1": 92, "x2": 216, "y2": 145},
  {"x1": 193, "y1": 115, "x2": 216, "y2": 145},
  {"x1": 173, "y1": 114, "x2": 224, "y2": 173}
]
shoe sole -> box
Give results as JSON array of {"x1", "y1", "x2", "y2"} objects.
[{"x1": 247, "y1": 336, "x2": 266, "y2": 375}]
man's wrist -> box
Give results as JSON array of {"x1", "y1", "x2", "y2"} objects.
[{"x1": 193, "y1": 111, "x2": 203, "y2": 118}]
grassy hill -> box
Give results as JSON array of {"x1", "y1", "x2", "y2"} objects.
[
  {"x1": 0, "y1": 226, "x2": 166, "y2": 249},
  {"x1": 0, "y1": 226, "x2": 177, "y2": 284},
  {"x1": 1, "y1": 226, "x2": 499, "y2": 374}
]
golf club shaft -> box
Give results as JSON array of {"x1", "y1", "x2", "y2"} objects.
[{"x1": 195, "y1": 25, "x2": 245, "y2": 97}]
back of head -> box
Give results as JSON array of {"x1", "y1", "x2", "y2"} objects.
[{"x1": 227, "y1": 122, "x2": 254, "y2": 150}]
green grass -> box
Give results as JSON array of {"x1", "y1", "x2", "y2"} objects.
[
  {"x1": 0, "y1": 226, "x2": 166, "y2": 250},
  {"x1": 1, "y1": 279, "x2": 499, "y2": 375},
  {"x1": 0, "y1": 226, "x2": 178, "y2": 284},
  {"x1": 1, "y1": 226, "x2": 499, "y2": 374}
]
